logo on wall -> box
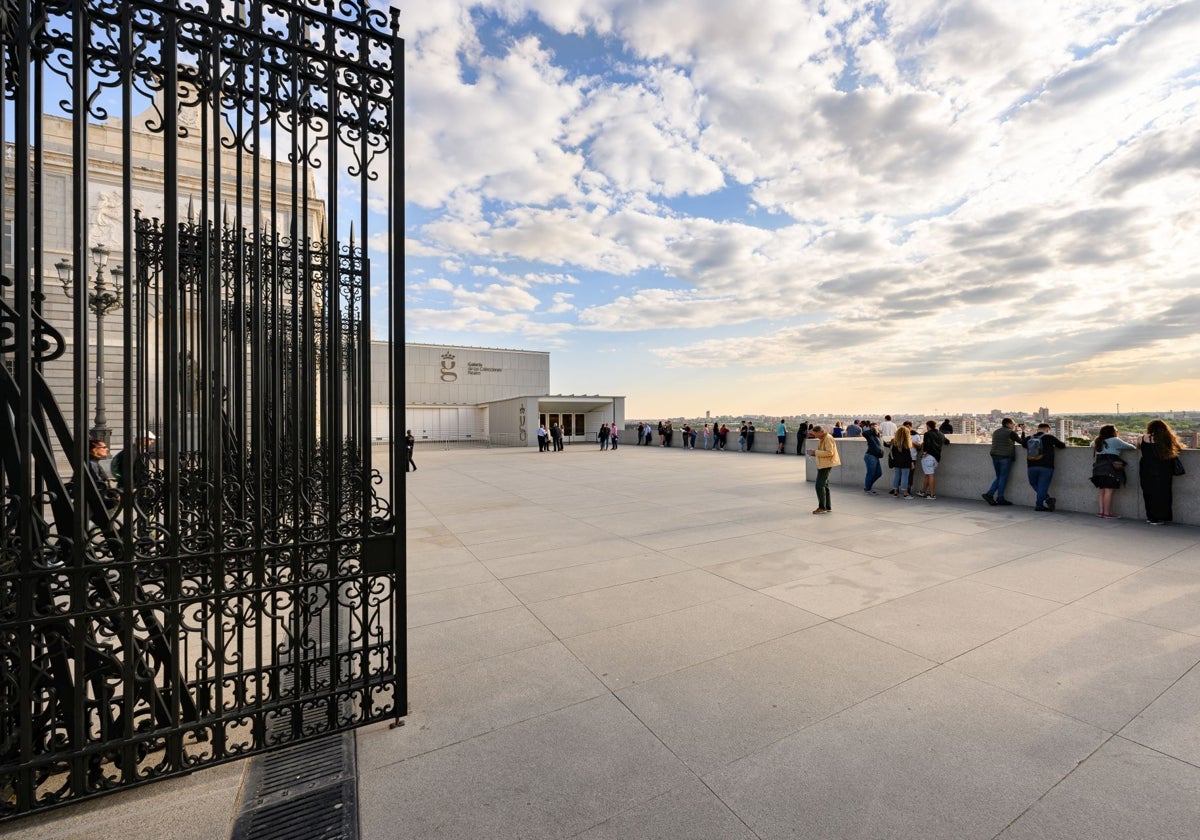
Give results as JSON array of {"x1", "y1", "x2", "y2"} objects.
[
  {"x1": 519, "y1": 405, "x2": 527, "y2": 441},
  {"x1": 440, "y1": 352, "x2": 457, "y2": 382}
]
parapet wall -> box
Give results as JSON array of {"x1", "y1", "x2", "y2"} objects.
[{"x1": 800, "y1": 438, "x2": 1200, "y2": 525}]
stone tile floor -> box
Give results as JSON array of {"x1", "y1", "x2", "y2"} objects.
[{"x1": 10, "y1": 444, "x2": 1199, "y2": 839}]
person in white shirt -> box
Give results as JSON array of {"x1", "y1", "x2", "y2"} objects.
[{"x1": 879, "y1": 415, "x2": 897, "y2": 443}]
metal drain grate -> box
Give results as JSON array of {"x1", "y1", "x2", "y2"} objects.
[
  {"x1": 231, "y1": 733, "x2": 359, "y2": 840},
  {"x1": 231, "y1": 781, "x2": 358, "y2": 840},
  {"x1": 243, "y1": 734, "x2": 355, "y2": 807}
]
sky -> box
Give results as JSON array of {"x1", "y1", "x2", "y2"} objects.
[{"x1": 397, "y1": 0, "x2": 1200, "y2": 418}]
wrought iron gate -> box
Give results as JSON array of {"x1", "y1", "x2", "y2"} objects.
[{"x1": 0, "y1": 0, "x2": 404, "y2": 819}]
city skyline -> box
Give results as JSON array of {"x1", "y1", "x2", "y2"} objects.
[{"x1": 399, "y1": 2, "x2": 1200, "y2": 418}]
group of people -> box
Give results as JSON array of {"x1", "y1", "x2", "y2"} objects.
[
  {"x1": 536, "y1": 422, "x2": 566, "y2": 452},
  {"x1": 811, "y1": 415, "x2": 1185, "y2": 525},
  {"x1": 814, "y1": 417, "x2": 950, "y2": 513},
  {"x1": 980, "y1": 417, "x2": 1184, "y2": 524},
  {"x1": 634, "y1": 421, "x2": 769, "y2": 452}
]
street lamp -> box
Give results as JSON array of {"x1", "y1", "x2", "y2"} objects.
[{"x1": 56, "y1": 245, "x2": 124, "y2": 445}]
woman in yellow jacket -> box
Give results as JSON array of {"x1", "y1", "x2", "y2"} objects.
[{"x1": 807, "y1": 425, "x2": 840, "y2": 514}]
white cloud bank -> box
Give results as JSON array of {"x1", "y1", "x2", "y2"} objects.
[{"x1": 399, "y1": 0, "x2": 1200, "y2": 413}]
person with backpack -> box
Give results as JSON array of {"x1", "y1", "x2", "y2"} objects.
[
  {"x1": 1025, "y1": 422, "x2": 1067, "y2": 511},
  {"x1": 1090, "y1": 424, "x2": 1135, "y2": 518}
]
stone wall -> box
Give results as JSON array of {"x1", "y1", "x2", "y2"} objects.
[{"x1": 801, "y1": 438, "x2": 1200, "y2": 526}]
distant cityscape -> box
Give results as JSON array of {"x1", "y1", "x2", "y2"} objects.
[{"x1": 628, "y1": 409, "x2": 1200, "y2": 448}]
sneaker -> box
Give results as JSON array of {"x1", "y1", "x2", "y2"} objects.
[
  {"x1": 1046, "y1": 498, "x2": 1056, "y2": 512},
  {"x1": 996, "y1": 499, "x2": 1013, "y2": 506},
  {"x1": 864, "y1": 489, "x2": 878, "y2": 495},
  {"x1": 927, "y1": 494, "x2": 937, "y2": 500},
  {"x1": 812, "y1": 508, "x2": 829, "y2": 515},
  {"x1": 981, "y1": 493, "x2": 996, "y2": 505},
  {"x1": 1035, "y1": 507, "x2": 1051, "y2": 512},
  {"x1": 915, "y1": 491, "x2": 926, "y2": 498},
  {"x1": 1102, "y1": 513, "x2": 1119, "y2": 519},
  {"x1": 1147, "y1": 519, "x2": 1164, "y2": 525},
  {"x1": 902, "y1": 494, "x2": 914, "y2": 499},
  {"x1": 889, "y1": 489, "x2": 897, "y2": 496}
]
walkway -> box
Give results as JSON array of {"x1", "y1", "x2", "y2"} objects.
[{"x1": 9, "y1": 443, "x2": 1200, "y2": 839}]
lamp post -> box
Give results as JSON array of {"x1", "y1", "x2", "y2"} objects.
[{"x1": 56, "y1": 245, "x2": 123, "y2": 445}]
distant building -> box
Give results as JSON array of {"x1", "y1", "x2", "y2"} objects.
[
  {"x1": 1054, "y1": 418, "x2": 1074, "y2": 440},
  {"x1": 951, "y1": 417, "x2": 977, "y2": 436},
  {"x1": 1036, "y1": 407, "x2": 1051, "y2": 423},
  {"x1": 395, "y1": 342, "x2": 624, "y2": 446}
]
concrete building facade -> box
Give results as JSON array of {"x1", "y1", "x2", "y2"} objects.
[{"x1": 396, "y1": 342, "x2": 625, "y2": 447}]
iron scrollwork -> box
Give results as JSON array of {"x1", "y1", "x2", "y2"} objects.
[{"x1": 1, "y1": 0, "x2": 403, "y2": 820}]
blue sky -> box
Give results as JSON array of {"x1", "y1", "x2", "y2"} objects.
[{"x1": 398, "y1": 1, "x2": 1200, "y2": 417}]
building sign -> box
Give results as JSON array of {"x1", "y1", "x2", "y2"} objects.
[
  {"x1": 467, "y1": 362, "x2": 502, "y2": 375},
  {"x1": 440, "y1": 352, "x2": 457, "y2": 382}
]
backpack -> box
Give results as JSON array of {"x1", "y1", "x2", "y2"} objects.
[{"x1": 1026, "y1": 435, "x2": 1044, "y2": 462}]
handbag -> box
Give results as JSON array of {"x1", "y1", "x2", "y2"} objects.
[{"x1": 1172, "y1": 458, "x2": 1186, "y2": 476}]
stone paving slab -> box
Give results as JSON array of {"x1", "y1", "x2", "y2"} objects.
[
  {"x1": 1118, "y1": 663, "x2": 1200, "y2": 765},
  {"x1": 12, "y1": 445, "x2": 1200, "y2": 840},
  {"x1": 995, "y1": 737, "x2": 1200, "y2": 840},
  {"x1": 704, "y1": 667, "x2": 1107, "y2": 840},
  {"x1": 947, "y1": 604, "x2": 1200, "y2": 731}
]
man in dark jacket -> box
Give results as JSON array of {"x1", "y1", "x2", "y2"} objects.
[
  {"x1": 795, "y1": 420, "x2": 810, "y2": 455},
  {"x1": 1025, "y1": 423, "x2": 1067, "y2": 511},
  {"x1": 862, "y1": 421, "x2": 884, "y2": 494},
  {"x1": 982, "y1": 419, "x2": 1025, "y2": 505}
]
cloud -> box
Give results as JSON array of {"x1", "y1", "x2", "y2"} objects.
[{"x1": 396, "y1": 2, "x2": 1200, "y2": 413}]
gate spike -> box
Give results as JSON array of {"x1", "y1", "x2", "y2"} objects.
[{"x1": 187, "y1": 194, "x2": 195, "y2": 224}]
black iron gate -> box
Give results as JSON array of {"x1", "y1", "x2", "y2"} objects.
[{"x1": 0, "y1": 0, "x2": 404, "y2": 819}]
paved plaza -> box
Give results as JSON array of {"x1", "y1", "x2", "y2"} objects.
[{"x1": 10, "y1": 443, "x2": 1200, "y2": 839}]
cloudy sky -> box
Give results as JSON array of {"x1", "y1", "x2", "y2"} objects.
[{"x1": 398, "y1": 0, "x2": 1200, "y2": 418}]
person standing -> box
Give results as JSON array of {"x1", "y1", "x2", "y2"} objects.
[
  {"x1": 405, "y1": 430, "x2": 417, "y2": 472},
  {"x1": 832, "y1": 422, "x2": 844, "y2": 438},
  {"x1": 795, "y1": 420, "x2": 810, "y2": 455},
  {"x1": 610, "y1": 426, "x2": 619, "y2": 450},
  {"x1": 1025, "y1": 422, "x2": 1067, "y2": 511},
  {"x1": 845, "y1": 420, "x2": 862, "y2": 438},
  {"x1": 551, "y1": 422, "x2": 563, "y2": 451},
  {"x1": 702, "y1": 423, "x2": 712, "y2": 450},
  {"x1": 918, "y1": 420, "x2": 948, "y2": 500},
  {"x1": 598, "y1": 423, "x2": 610, "y2": 450},
  {"x1": 718, "y1": 424, "x2": 729, "y2": 450},
  {"x1": 904, "y1": 421, "x2": 921, "y2": 496},
  {"x1": 939, "y1": 418, "x2": 954, "y2": 434},
  {"x1": 862, "y1": 420, "x2": 883, "y2": 494},
  {"x1": 537, "y1": 423, "x2": 549, "y2": 452},
  {"x1": 982, "y1": 418, "x2": 1025, "y2": 505},
  {"x1": 689, "y1": 425, "x2": 698, "y2": 450},
  {"x1": 746, "y1": 422, "x2": 756, "y2": 452},
  {"x1": 879, "y1": 415, "x2": 897, "y2": 443},
  {"x1": 889, "y1": 425, "x2": 915, "y2": 499},
  {"x1": 738, "y1": 422, "x2": 748, "y2": 452},
  {"x1": 776, "y1": 419, "x2": 787, "y2": 453},
  {"x1": 1139, "y1": 419, "x2": 1183, "y2": 525},
  {"x1": 644, "y1": 424, "x2": 654, "y2": 446},
  {"x1": 1090, "y1": 424, "x2": 1135, "y2": 518},
  {"x1": 807, "y1": 425, "x2": 840, "y2": 514}
]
